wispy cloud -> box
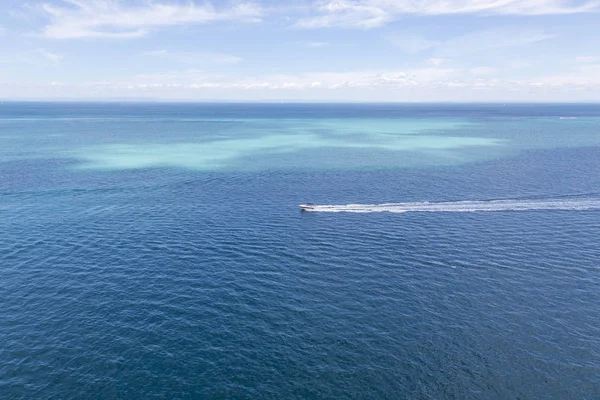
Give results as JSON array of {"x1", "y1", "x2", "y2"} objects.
[
  {"x1": 387, "y1": 35, "x2": 440, "y2": 53},
  {"x1": 509, "y1": 60, "x2": 532, "y2": 69},
  {"x1": 470, "y1": 66, "x2": 498, "y2": 76},
  {"x1": 38, "y1": 0, "x2": 262, "y2": 39},
  {"x1": 389, "y1": 28, "x2": 555, "y2": 56},
  {"x1": 305, "y1": 41, "x2": 331, "y2": 47},
  {"x1": 575, "y1": 56, "x2": 600, "y2": 63},
  {"x1": 297, "y1": 0, "x2": 600, "y2": 29},
  {"x1": 384, "y1": 0, "x2": 600, "y2": 15},
  {"x1": 37, "y1": 48, "x2": 63, "y2": 63},
  {"x1": 296, "y1": 1, "x2": 390, "y2": 28},
  {"x1": 437, "y1": 28, "x2": 556, "y2": 55},
  {"x1": 142, "y1": 50, "x2": 242, "y2": 65},
  {"x1": 0, "y1": 49, "x2": 63, "y2": 64},
  {"x1": 427, "y1": 58, "x2": 447, "y2": 66}
]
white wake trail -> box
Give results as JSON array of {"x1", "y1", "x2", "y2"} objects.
[{"x1": 305, "y1": 198, "x2": 600, "y2": 213}]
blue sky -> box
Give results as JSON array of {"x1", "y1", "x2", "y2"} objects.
[{"x1": 0, "y1": 0, "x2": 599, "y2": 101}]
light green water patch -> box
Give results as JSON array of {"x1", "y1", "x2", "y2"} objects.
[
  {"x1": 74, "y1": 135, "x2": 320, "y2": 170},
  {"x1": 73, "y1": 132, "x2": 503, "y2": 171}
]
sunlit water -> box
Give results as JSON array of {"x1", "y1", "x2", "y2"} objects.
[{"x1": 1, "y1": 103, "x2": 600, "y2": 399}]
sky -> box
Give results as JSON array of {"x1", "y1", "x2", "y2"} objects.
[{"x1": 0, "y1": 0, "x2": 599, "y2": 101}]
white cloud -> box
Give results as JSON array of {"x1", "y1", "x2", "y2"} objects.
[
  {"x1": 298, "y1": 0, "x2": 600, "y2": 28},
  {"x1": 127, "y1": 67, "x2": 459, "y2": 90},
  {"x1": 534, "y1": 63, "x2": 600, "y2": 85},
  {"x1": 296, "y1": 0, "x2": 390, "y2": 28},
  {"x1": 388, "y1": 28, "x2": 555, "y2": 60},
  {"x1": 470, "y1": 66, "x2": 498, "y2": 76},
  {"x1": 509, "y1": 60, "x2": 531, "y2": 69},
  {"x1": 37, "y1": 48, "x2": 63, "y2": 63},
  {"x1": 427, "y1": 58, "x2": 447, "y2": 66},
  {"x1": 142, "y1": 50, "x2": 242, "y2": 65},
  {"x1": 5, "y1": 66, "x2": 600, "y2": 101},
  {"x1": 112, "y1": 64, "x2": 600, "y2": 94},
  {"x1": 438, "y1": 28, "x2": 556, "y2": 55},
  {"x1": 39, "y1": 0, "x2": 262, "y2": 39},
  {"x1": 305, "y1": 41, "x2": 331, "y2": 47},
  {"x1": 0, "y1": 49, "x2": 63, "y2": 64},
  {"x1": 575, "y1": 56, "x2": 600, "y2": 63},
  {"x1": 379, "y1": 0, "x2": 600, "y2": 15},
  {"x1": 387, "y1": 35, "x2": 440, "y2": 53}
]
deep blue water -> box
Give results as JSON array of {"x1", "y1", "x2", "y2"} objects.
[{"x1": 1, "y1": 103, "x2": 600, "y2": 399}]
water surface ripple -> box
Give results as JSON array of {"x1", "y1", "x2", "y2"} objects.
[{"x1": 1, "y1": 103, "x2": 600, "y2": 399}]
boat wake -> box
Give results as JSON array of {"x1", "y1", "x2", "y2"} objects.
[{"x1": 303, "y1": 197, "x2": 600, "y2": 213}]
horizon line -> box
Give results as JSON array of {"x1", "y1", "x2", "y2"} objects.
[{"x1": 2, "y1": 99, "x2": 600, "y2": 105}]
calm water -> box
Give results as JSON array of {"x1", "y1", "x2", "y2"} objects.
[{"x1": 1, "y1": 103, "x2": 600, "y2": 399}]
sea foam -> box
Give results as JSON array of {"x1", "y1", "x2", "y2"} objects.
[{"x1": 303, "y1": 197, "x2": 600, "y2": 213}]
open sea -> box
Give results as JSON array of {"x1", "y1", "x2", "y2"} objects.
[{"x1": 1, "y1": 102, "x2": 600, "y2": 399}]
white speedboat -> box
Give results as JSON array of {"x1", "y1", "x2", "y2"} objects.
[{"x1": 299, "y1": 203, "x2": 315, "y2": 211}]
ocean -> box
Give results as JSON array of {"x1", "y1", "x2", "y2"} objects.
[{"x1": 1, "y1": 103, "x2": 599, "y2": 399}]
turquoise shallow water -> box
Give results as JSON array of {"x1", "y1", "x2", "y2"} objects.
[{"x1": 1, "y1": 103, "x2": 600, "y2": 399}]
